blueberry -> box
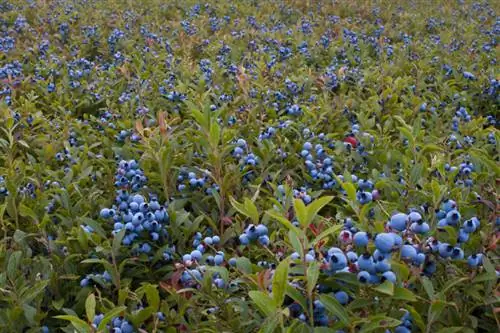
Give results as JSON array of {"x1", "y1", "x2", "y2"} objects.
[
  {"x1": 191, "y1": 250, "x2": 202, "y2": 261},
  {"x1": 381, "y1": 271, "x2": 397, "y2": 283},
  {"x1": 401, "y1": 245, "x2": 417, "y2": 261},
  {"x1": 80, "y1": 278, "x2": 90, "y2": 287},
  {"x1": 258, "y1": 235, "x2": 270, "y2": 246},
  {"x1": 255, "y1": 224, "x2": 268, "y2": 236},
  {"x1": 408, "y1": 211, "x2": 422, "y2": 222},
  {"x1": 357, "y1": 271, "x2": 370, "y2": 283},
  {"x1": 375, "y1": 233, "x2": 395, "y2": 253},
  {"x1": 214, "y1": 254, "x2": 224, "y2": 265},
  {"x1": 375, "y1": 259, "x2": 391, "y2": 273},
  {"x1": 389, "y1": 213, "x2": 408, "y2": 231},
  {"x1": 334, "y1": 291, "x2": 349, "y2": 305},
  {"x1": 100, "y1": 208, "x2": 110, "y2": 218},
  {"x1": 358, "y1": 254, "x2": 375, "y2": 272},
  {"x1": 353, "y1": 231, "x2": 369, "y2": 247},
  {"x1": 329, "y1": 252, "x2": 347, "y2": 271},
  {"x1": 446, "y1": 209, "x2": 461, "y2": 225},
  {"x1": 239, "y1": 234, "x2": 249, "y2": 245},
  {"x1": 228, "y1": 258, "x2": 237, "y2": 266},
  {"x1": 438, "y1": 243, "x2": 454, "y2": 258}
]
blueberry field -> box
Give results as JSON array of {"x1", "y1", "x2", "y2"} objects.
[{"x1": 0, "y1": 0, "x2": 499, "y2": 332}]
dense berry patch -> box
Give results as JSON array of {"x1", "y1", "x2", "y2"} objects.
[{"x1": 0, "y1": 1, "x2": 498, "y2": 332}]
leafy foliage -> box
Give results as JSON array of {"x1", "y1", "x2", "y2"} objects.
[{"x1": 0, "y1": 0, "x2": 498, "y2": 332}]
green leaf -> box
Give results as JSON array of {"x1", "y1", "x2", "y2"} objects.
[
  {"x1": 286, "y1": 284, "x2": 308, "y2": 311},
  {"x1": 266, "y1": 210, "x2": 301, "y2": 235},
  {"x1": 397, "y1": 126, "x2": 415, "y2": 148},
  {"x1": 244, "y1": 198, "x2": 260, "y2": 224},
  {"x1": 437, "y1": 327, "x2": 470, "y2": 333},
  {"x1": 130, "y1": 306, "x2": 154, "y2": 326},
  {"x1": 113, "y1": 228, "x2": 126, "y2": 256},
  {"x1": 260, "y1": 312, "x2": 280, "y2": 333},
  {"x1": 340, "y1": 182, "x2": 357, "y2": 202},
  {"x1": 405, "y1": 305, "x2": 425, "y2": 332},
  {"x1": 97, "y1": 306, "x2": 127, "y2": 331},
  {"x1": 373, "y1": 280, "x2": 394, "y2": 296},
  {"x1": 209, "y1": 119, "x2": 220, "y2": 147},
  {"x1": 421, "y1": 276, "x2": 434, "y2": 299},
  {"x1": 305, "y1": 196, "x2": 333, "y2": 226},
  {"x1": 230, "y1": 196, "x2": 258, "y2": 224},
  {"x1": 23, "y1": 304, "x2": 37, "y2": 325},
  {"x1": 7, "y1": 250, "x2": 22, "y2": 281},
  {"x1": 437, "y1": 277, "x2": 468, "y2": 298},
  {"x1": 80, "y1": 217, "x2": 107, "y2": 238},
  {"x1": 428, "y1": 300, "x2": 447, "y2": 324},
  {"x1": 359, "y1": 315, "x2": 401, "y2": 333},
  {"x1": 391, "y1": 261, "x2": 410, "y2": 282},
  {"x1": 249, "y1": 291, "x2": 276, "y2": 316},
  {"x1": 319, "y1": 294, "x2": 349, "y2": 326},
  {"x1": 272, "y1": 258, "x2": 289, "y2": 306},
  {"x1": 473, "y1": 271, "x2": 498, "y2": 283},
  {"x1": 144, "y1": 284, "x2": 160, "y2": 311},
  {"x1": 288, "y1": 230, "x2": 304, "y2": 258},
  {"x1": 54, "y1": 315, "x2": 90, "y2": 333},
  {"x1": 314, "y1": 328, "x2": 334, "y2": 333},
  {"x1": 312, "y1": 224, "x2": 343, "y2": 246},
  {"x1": 235, "y1": 257, "x2": 253, "y2": 274},
  {"x1": 393, "y1": 287, "x2": 417, "y2": 302},
  {"x1": 21, "y1": 279, "x2": 49, "y2": 303},
  {"x1": 85, "y1": 293, "x2": 96, "y2": 322},
  {"x1": 293, "y1": 199, "x2": 308, "y2": 228},
  {"x1": 19, "y1": 204, "x2": 38, "y2": 223},
  {"x1": 307, "y1": 261, "x2": 320, "y2": 295}
]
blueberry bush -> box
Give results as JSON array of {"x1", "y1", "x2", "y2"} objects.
[{"x1": 0, "y1": 0, "x2": 498, "y2": 332}]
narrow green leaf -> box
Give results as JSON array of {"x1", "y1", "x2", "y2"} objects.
[
  {"x1": 373, "y1": 280, "x2": 394, "y2": 296},
  {"x1": 393, "y1": 287, "x2": 417, "y2": 302},
  {"x1": 437, "y1": 327, "x2": 469, "y2": 333},
  {"x1": 340, "y1": 182, "x2": 357, "y2": 202},
  {"x1": 405, "y1": 305, "x2": 425, "y2": 332},
  {"x1": 312, "y1": 224, "x2": 343, "y2": 246},
  {"x1": 235, "y1": 257, "x2": 253, "y2": 274},
  {"x1": 293, "y1": 199, "x2": 307, "y2": 228},
  {"x1": 21, "y1": 279, "x2": 49, "y2": 303},
  {"x1": 319, "y1": 294, "x2": 349, "y2": 326},
  {"x1": 97, "y1": 306, "x2": 127, "y2": 331},
  {"x1": 266, "y1": 210, "x2": 301, "y2": 235},
  {"x1": 85, "y1": 293, "x2": 96, "y2": 322},
  {"x1": 305, "y1": 196, "x2": 333, "y2": 226},
  {"x1": 359, "y1": 315, "x2": 401, "y2": 333},
  {"x1": 7, "y1": 251, "x2": 22, "y2": 281},
  {"x1": 288, "y1": 230, "x2": 304, "y2": 258},
  {"x1": 113, "y1": 229, "x2": 126, "y2": 256},
  {"x1": 243, "y1": 198, "x2": 260, "y2": 224},
  {"x1": 286, "y1": 285, "x2": 308, "y2": 311},
  {"x1": 230, "y1": 196, "x2": 258, "y2": 223},
  {"x1": 249, "y1": 291, "x2": 276, "y2": 316},
  {"x1": 421, "y1": 276, "x2": 434, "y2": 299},
  {"x1": 272, "y1": 258, "x2": 290, "y2": 306},
  {"x1": 54, "y1": 315, "x2": 91, "y2": 333},
  {"x1": 144, "y1": 284, "x2": 160, "y2": 311},
  {"x1": 307, "y1": 261, "x2": 320, "y2": 295}
]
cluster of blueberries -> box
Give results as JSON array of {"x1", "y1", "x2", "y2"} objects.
[
  {"x1": 231, "y1": 193, "x2": 494, "y2": 327},
  {"x1": 238, "y1": 224, "x2": 269, "y2": 246},
  {"x1": 301, "y1": 141, "x2": 336, "y2": 190},
  {"x1": 80, "y1": 271, "x2": 112, "y2": 288},
  {"x1": 96, "y1": 160, "x2": 169, "y2": 248},
  {"x1": 179, "y1": 232, "x2": 226, "y2": 289},
  {"x1": 176, "y1": 169, "x2": 219, "y2": 194}
]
